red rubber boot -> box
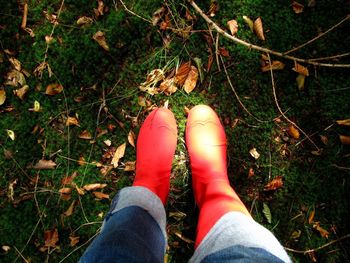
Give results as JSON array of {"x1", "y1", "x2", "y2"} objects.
[
  {"x1": 133, "y1": 108, "x2": 178, "y2": 205},
  {"x1": 186, "y1": 105, "x2": 251, "y2": 248}
]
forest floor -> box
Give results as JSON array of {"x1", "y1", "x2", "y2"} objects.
[{"x1": 1, "y1": 0, "x2": 350, "y2": 262}]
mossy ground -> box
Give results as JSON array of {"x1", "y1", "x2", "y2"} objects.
[{"x1": 1, "y1": 0, "x2": 350, "y2": 262}]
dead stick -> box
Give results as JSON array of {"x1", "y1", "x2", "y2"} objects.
[
  {"x1": 21, "y1": 2, "x2": 28, "y2": 29},
  {"x1": 189, "y1": 0, "x2": 350, "y2": 68}
]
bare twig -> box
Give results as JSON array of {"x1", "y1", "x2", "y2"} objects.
[
  {"x1": 117, "y1": 0, "x2": 152, "y2": 23},
  {"x1": 215, "y1": 33, "x2": 221, "y2": 71},
  {"x1": 21, "y1": 1, "x2": 28, "y2": 29},
  {"x1": 284, "y1": 16, "x2": 350, "y2": 55},
  {"x1": 14, "y1": 246, "x2": 29, "y2": 263},
  {"x1": 267, "y1": 54, "x2": 320, "y2": 150},
  {"x1": 308, "y1": 52, "x2": 350, "y2": 62},
  {"x1": 189, "y1": 1, "x2": 350, "y2": 68},
  {"x1": 285, "y1": 233, "x2": 350, "y2": 254}
]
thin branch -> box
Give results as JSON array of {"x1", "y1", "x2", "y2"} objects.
[
  {"x1": 285, "y1": 233, "x2": 350, "y2": 254},
  {"x1": 215, "y1": 33, "x2": 221, "y2": 71},
  {"x1": 308, "y1": 52, "x2": 350, "y2": 62},
  {"x1": 117, "y1": 0, "x2": 152, "y2": 23},
  {"x1": 284, "y1": 15, "x2": 350, "y2": 55},
  {"x1": 189, "y1": 1, "x2": 350, "y2": 68},
  {"x1": 21, "y1": 1, "x2": 28, "y2": 29},
  {"x1": 267, "y1": 54, "x2": 320, "y2": 150}
]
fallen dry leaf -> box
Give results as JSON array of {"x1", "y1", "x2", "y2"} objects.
[
  {"x1": 293, "y1": 62, "x2": 309, "y2": 76},
  {"x1": 32, "y1": 159, "x2": 56, "y2": 170},
  {"x1": 75, "y1": 186, "x2": 85, "y2": 196},
  {"x1": 104, "y1": 139, "x2": 112, "y2": 146},
  {"x1": 313, "y1": 222, "x2": 329, "y2": 238},
  {"x1": 248, "y1": 167, "x2": 255, "y2": 178},
  {"x1": 175, "y1": 62, "x2": 191, "y2": 86},
  {"x1": 292, "y1": 1, "x2": 304, "y2": 14},
  {"x1": 94, "y1": 0, "x2": 105, "y2": 18},
  {"x1": 227, "y1": 19, "x2": 238, "y2": 36},
  {"x1": 45, "y1": 35, "x2": 54, "y2": 44},
  {"x1": 264, "y1": 176, "x2": 283, "y2": 191},
  {"x1": 44, "y1": 229, "x2": 59, "y2": 249},
  {"x1": 66, "y1": 116, "x2": 79, "y2": 127},
  {"x1": 208, "y1": 0, "x2": 218, "y2": 17},
  {"x1": 152, "y1": 6, "x2": 165, "y2": 26},
  {"x1": 93, "y1": 31, "x2": 109, "y2": 51},
  {"x1": 93, "y1": 191, "x2": 109, "y2": 199},
  {"x1": 78, "y1": 130, "x2": 92, "y2": 140},
  {"x1": 128, "y1": 130, "x2": 136, "y2": 147},
  {"x1": 336, "y1": 119, "x2": 350, "y2": 126},
  {"x1": 296, "y1": 74, "x2": 306, "y2": 90},
  {"x1": 183, "y1": 66, "x2": 198, "y2": 94},
  {"x1": 5, "y1": 69, "x2": 26, "y2": 87},
  {"x1": 243, "y1": 15, "x2": 254, "y2": 31},
  {"x1": 1, "y1": 245, "x2": 10, "y2": 252},
  {"x1": 61, "y1": 172, "x2": 78, "y2": 185},
  {"x1": 45, "y1": 83, "x2": 63, "y2": 95},
  {"x1": 320, "y1": 135, "x2": 328, "y2": 145},
  {"x1": 59, "y1": 187, "x2": 72, "y2": 194},
  {"x1": 218, "y1": 47, "x2": 230, "y2": 57},
  {"x1": 77, "y1": 16, "x2": 93, "y2": 26},
  {"x1": 69, "y1": 236, "x2": 80, "y2": 247},
  {"x1": 339, "y1": 135, "x2": 350, "y2": 145},
  {"x1": 308, "y1": 208, "x2": 315, "y2": 224},
  {"x1": 124, "y1": 161, "x2": 136, "y2": 172},
  {"x1": 111, "y1": 143, "x2": 126, "y2": 168},
  {"x1": 249, "y1": 148, "x2": 260, "y2": 159},
  {"x1": 63, "y1": 200, "x2": 77, "y2": 217},
  {"x1": 9, "y1": 57, "x2": 21, "y2": 71},
  {"x1": 254, "y1": 17, "x2": 265, "y2": 40},
  {"x1": 0, "y1": 89, "x2": 6, "y2": 105},
  {"x1": 13, "y1": 85, "x2": 29, "y2": 100},
  {"x1": 288, "y1": 125, "x2": 300, "y2": 139},
  {"x1": 78, "y1": 155, "x2": 86, "y2": 166},
  {"x1": 83, "y1": 183, "x2": 107, "y2": 191},
  {"x1": 261, "y1": 61, "x2": 285, "y2": 72},
  {"x1": 159, "y1": 78, "x2": 177, "y2": 96}
]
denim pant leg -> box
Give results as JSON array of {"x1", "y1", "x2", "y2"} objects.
[{"x1": 79, "y1": 186, "x2": 167, "y2": 263}]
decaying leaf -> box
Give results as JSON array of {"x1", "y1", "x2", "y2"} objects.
[
  {"x1": 77, "y1": 16, "x2": 93, "y2": 26},
  {"x1": 93, "y1": 191, "x2": 109, "y2": 199},
  {"x1": 218, "y1": 47, "x2": 230, "y2": 57},
  {"x1": 43, "y1": 229, "x2": 59, "y2": 250},
  {"x1": 61, "y1": 172, "x2": 78, "y2": 185},
  {"x1": 33, "y1": 100, "x2": 41, "y2": 112},
  {"x1": 308, "y1": 208, "x2": 315, "y2": 224},
  {"x1": 159, "y1": 78, "x2": 177, "y2": 96},
  {"x1": 75, "y1": 185, "x2": 85, "y2": 195},
  {"x1": 45, "y1": 83, "x2": 63, "y2": 95},
  {"x1": 227, "y1": 19, "x2": 238, "y2": 36},
  {"x1": 175, "y1": 62, "x2": 191, "y2": 86},
  {"x1": 92, "y1": 31, "x2": 109, "y2": 51},
  {"x1": 261, "y1": 61, "x2": 285, "y2": 72},
  {"x1": 139, "y1": 69, "x2": 164, "y2": 95},
  {"x1": 339, "y1": 135, "x2": 350, "y2": 145},
  {"x1": 111, "y1": 143, "x2": 126, "y2": 168},
  {"x1": 249, "y1": 148, "x2": 260, "y2": 159},
  {"x1": 5, "y1": 69, "x2": 26, "y2": 87},
  {"x1": 208, "y1": 0, "x2": 218, "y2": 17},
  {"x1": 128, "y1": 130, "x2": 136, "y2": 147},
  {"x1": 253, "y1": 17, "x2": 265, "y2": 40},
  {"x1": 63, "y1": 200, "x2": 77, "y2": 217},
  {"x1": 13, "y1": 85, "x2": 29, "y2": 100},
  {"x1": 78, "y1": 130, "x2": 93, "y2": 139},
  {"x1": 293, "y1": 62, "x2": 309, "y2": 76},
  {"x1": 243, "y1": 15, "x2": 254, "y2": 31},
  {"x1": 124, "y1": 161, "x2": 136, "y2": 172},
  {"x1": 288, "y1": 125, "x2": 300, "y2": 139},
  {"x1": 104, "y1": 139, "x2": 112, "y2": 146},
  {"x1": 183, "y1": 66, "x2": 198, "y2": 94},
  {"x1": 152, "y1": 6, "x2": 165, "y2": 26},
  {"x1": 262, "y1": 203, "x2": 272, "y2": 223},
  {"x1": 336, "y1": 119, "x2": 350, "y2": 126},
  {"x1": 0, "y1": 89, "x2": 6, "y2": 105},
  {"x1": 69, "y1": 236, "x2": 80, "y2": 247},
  {"x1": 59, "y1": 187, "x2": 72, "y2": 194},
  {"x1": 248, "y1": 167, "x2": 255, "y2": 178},
  {"x1": 83, "y1": 183, "x2": 107, "y2": 191},
  {"x1": 296, "y1": 74, "x2": 306, "y2": 90},
  {"x1": 32, "y1": 159, "x2": 57, "y2": 170},
  {"x1": 313, "y1": 222, "x2": 329, "y2": 238},
  {"x1": 94, "y1": 0, "x2": 105, "y2": 18},
  {"x1": 9, "y1": 57, "x2": 21, "y2": 71},
  {"x1": 264, "y1": 176, "x2": 283, "y2": 191},
  {"x1": 194, "y1": 57, "x2": 203, "y2": 83},
  {"x1": 66, "y1": 116, "x2": 79, "y2": 127},
  {"x1": 292, "y1": 1, "x2": 304, "y2": 14},
  {"x1": 6, "y1": 130, "x2": 15, "y2": 141},
  {"x1": 320, "y1": 135, "x2": 328, "y2": 145},
  {"x1": 1, "y1": 245, "x2": 11, "y2": 252},
  {"x1": 291, "y1": 230, "x2": 301, "y2": 239}
]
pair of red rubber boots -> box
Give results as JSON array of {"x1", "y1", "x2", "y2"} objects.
[{"x1": 132, "y1": 105, "x2": 250, "y2": 247}]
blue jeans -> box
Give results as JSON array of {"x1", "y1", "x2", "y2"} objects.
[{"x1": 79, "y1": 187, "x2": 291, "y2": 263}]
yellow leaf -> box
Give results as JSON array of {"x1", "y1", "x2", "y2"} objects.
[
  {"x1": 339, "y1": 135, "x2": 350, "y2": 145},
  {"x1": 93, "y1": 191, "x2": 109, "y2": 199},
  {"x1": 111, "y1": 143, "x2": 126, "y2": 168},
  {"x1": 261, "y1": 61, "x2": 285, "y2": 72},
  {"x1": 293, "y1": 62, "x2": 309, "y2": 76},
  {"x1": 0, "y1": 89, "x2": 6, "y2": 105},
  {"x1": 45, "y1": 83, "x2": 63, "y2": 95},
  {"x1": 296, "y1": 74, "x2": 306, "y2": 90},
  {"x1": 66, "y1": 116, "x2": 80, "y2": 126},
  {"x1": 288, "y1": 125, "x2": 300, "y2": 139},
  {"x1": 291, "y1": 230, "x2": 301, "y2": 239},
  {"x1": 253, "y1": 17, "x2": 265, "y2": 40},
  {"x1": 183, "y1": 66, "x2": 198, "y2": 94},
  {"x1": 292, "y1": 1, "x2": 304, "y2": 14},
  {"x1": 227, "y1": 19, "x2": 238, "y2": 36},
  {"x1": 32, "y1": 159, "x2": 56, "y2": 169},
  {"x1": 77, "y1": 16, "x2": 93, "y2": 26},
  {"x1": 14, "y1": 85, "x2": 29, "y2": 100},
  {"x1": 92, "y1": 31, "x2": 109, "y2": 51},
  {"x1": 34, "y1": 100, "x2": 41, "y2": 112},
  {"x1": 242, "y1": 16, "x2": 254, "y2": 31},
  {"x1": 336, "y1": 119, "x2": 350, "y2": 126},
  {"x1": 6, "y1": 130, "x2": 15, "y2": 141},
  {"x1": 128, "y1": 130, "x2": 136, "y2": 147},
  {"x1": 83, "y1": 183, "x2": 107, "y2": 191}
]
